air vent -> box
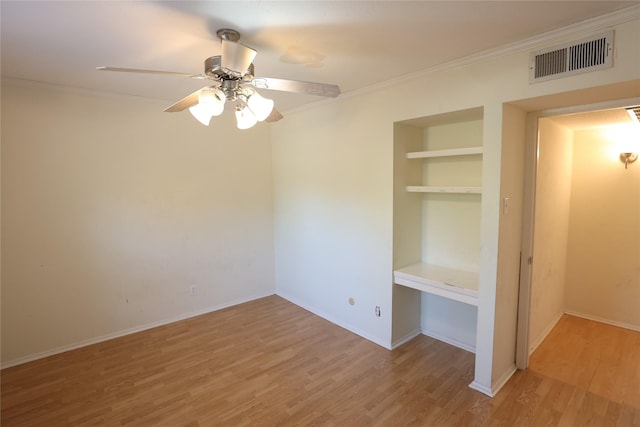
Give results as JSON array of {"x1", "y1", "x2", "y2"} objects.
[
  {"x1": 626, "y1": 106, "x2": 640, "y2": 123},
  {"x1": 530, "y1": 31, "x2": 613, "y2": 83}
]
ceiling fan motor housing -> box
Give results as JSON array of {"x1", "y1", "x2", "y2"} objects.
[
  {"x1": 204, "y1": 56, "x2": 254, "y2": 81},
  {"x1": 220, "y1": 79, "x2": 240, "y2": 101}
]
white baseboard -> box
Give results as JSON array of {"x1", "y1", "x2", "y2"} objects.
[
  {"x1": 391, "y1": 329, "x2": 421, "y2": 349},
  {"x1": 564, "y1": 310, "x2": 640, "y2": 332},
  {"x1": 491, "y1": 364, "x2": 518, "y2": 396},
  {"x1": 469, "y1": 380, "x2": 493, "y2": 397},
  {"x1": 421, "y1": 328, "x2": 476, "y2": 354},
  {"x1": 1, "y1": 291, "x2": 275, "y2": 369},
  {"x1": 468, "y1": 364, "x2": 516, "y2": 398},
  {"x1": 276, "y1": 291, "x2": 392, "y2": 350},
  {"x1": 528, "y1": 311, "x2": 564, "y2": 355}
]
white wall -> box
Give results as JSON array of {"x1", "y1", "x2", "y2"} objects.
[
  {"x1": 1, "y1": 81, "x2": 275, "y2": 366},
  {"x1": 421, "y1": 295, "x2": 478, "y2": 352},
  {"x1": 272, "y1": 96, "x2": 394, "y2": 346},
  {"x1": 391, "y1": 123, "x2": 422, "y2": 343},
  {"x1": 492, "y1": 103, "x2": 526, "y2": 386},
  {"x1": 564, "y1": 126, "x2": 640, "y2": 329},
  {"x1": 528, "y1": 118, "x2": 574, "y2": 352},
  {"x1": 421, "y1": 120, "x2": 483, "y2": 271},
  {"x1": 273, "y1": 16, "x2": 640, "y2": 394}
]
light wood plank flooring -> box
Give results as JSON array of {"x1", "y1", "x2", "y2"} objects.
[
  {"x1": 528, "y1": 314, "x2": 640, "y2": 412},
  {"x1": 2, "y1": 297, "x2": 639, "y2": 426}
]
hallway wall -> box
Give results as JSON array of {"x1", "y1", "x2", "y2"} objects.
[
  {"x1": 528, "y1": 118, "x2": 574, "y2": 352},
  {"x1": 564, "y1": 126, "x2": 640, "y2": 329}
]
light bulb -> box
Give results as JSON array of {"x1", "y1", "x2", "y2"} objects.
[
  {"x1": 235, "y1": 105, "x2": 257, "y2": 129},
  {"x1": 246, "y1": 91, "x2": 274, "y2": 122}
]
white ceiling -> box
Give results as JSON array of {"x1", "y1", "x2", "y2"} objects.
[
  {"x1": 549, "y1": 107, "x2": 638, "y2": 131},
  {"x1": 1, "y1": 1, "x2": 638, "y2": 113}
]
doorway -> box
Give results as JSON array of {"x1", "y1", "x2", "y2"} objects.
[{"x1": 516, "y1": 98, "x2": 640, "y2": 369}]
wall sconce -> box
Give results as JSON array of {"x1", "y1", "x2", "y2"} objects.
[
  {"x1": 620, "y1": 152, "x2": 637, "y2": 169},
  {"x1": 619, "y1": 108, "x2": 639, "y2": 169}
]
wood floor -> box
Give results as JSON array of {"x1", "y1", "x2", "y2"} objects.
[
  {"x1": 2, "y1": 297, "x2": 639, "y2": 426},
  {"x1": 528, "y1": 314, "x2": 640, "y2": 413}
]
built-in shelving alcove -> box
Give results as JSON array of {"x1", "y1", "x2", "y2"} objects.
[{"x1": 392, "y1": 107, "x2": 483, "y2": 352}]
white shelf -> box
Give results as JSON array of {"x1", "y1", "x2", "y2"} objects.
[
  {"x1": 393, "y1": 263, "x2": 478, "y2": 306},
  {"x1": 406, "y1": 147, "x2": 483, "y2": 159},
  {"x1": 406, "y1": 186, "x2": 482, "y2": 194}
]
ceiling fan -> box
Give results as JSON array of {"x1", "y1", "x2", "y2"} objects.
[{"x1": 97, "y1": 29, "x2": 341, "y2": 129}]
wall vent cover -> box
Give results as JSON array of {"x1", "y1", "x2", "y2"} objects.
[
  {"x1": 627, "y1": 106, "x2": 640, "y2": 123},
  {"x1": 529, "y1": 31, "x2": 614, "y2": 83}
]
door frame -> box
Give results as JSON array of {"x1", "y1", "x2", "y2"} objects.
[{"x1": 515, "y1": 96, "x2": 640, "y2": 370}]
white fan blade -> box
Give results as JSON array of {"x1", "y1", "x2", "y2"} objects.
[
  {"x1": 164, "y1": 89, "x2": 203, "y2": 112},
  {"x1": 97, "y1": 66, "x2": 204, "y2": 79},
  {"x1": 221, "y1": 40, "x2": 257, "y2": 74},
  {"x1": 251, "y1": 77, "x2": 340, "y2": 98}
]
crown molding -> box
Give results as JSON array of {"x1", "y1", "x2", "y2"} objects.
[{"x1": 287, "y1": 3, "x2": 640, "y2": 116}]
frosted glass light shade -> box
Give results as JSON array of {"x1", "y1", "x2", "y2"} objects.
[
  {"x1": 188, "y1": 87, "x2": 226, "y2": 126},
  {"x1": 235, "y1": 106, "x2": 257, "y2": 129},
  {"x1": 247, "y1": 91, "x2": 274, "y2": 122},
  {"x1": 199, "y1": 88, "x2": 226, "y2": 116},
  {"x1": 189, "y1": 103, "x2": 214, "y2": 126}
]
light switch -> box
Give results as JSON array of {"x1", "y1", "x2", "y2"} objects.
[{"x1": 503, "y1": 197, "x2": 510, "y2": 215}]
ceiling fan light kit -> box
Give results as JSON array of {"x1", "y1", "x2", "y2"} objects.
[
  {"x1": 187, "y1": 87, "x2": 226, "y2": 125},
  {"x1": 235, "y1": 103, "x2": 259, "y2": 130},
  {"x1": 246, "y1": 89, "x2": 275, "y2": 121},
  {"x1": 97, "y1": 28, "x2": 340, "y2": 130},
  {"x1": 189, "y1": 103, "x2": 214, "y2": 126}
]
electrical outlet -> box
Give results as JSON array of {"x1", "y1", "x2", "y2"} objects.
[
  {"x1": 190, "y1": 285, "x2": 198, "y2": 296},
  {"x1": 375, "y1": 306, "x2": 381, "y2": 317}
]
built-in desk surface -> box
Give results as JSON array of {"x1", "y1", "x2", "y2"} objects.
[{"x1": 393, "y1": 263, "x2": 478, "y2": 306}]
